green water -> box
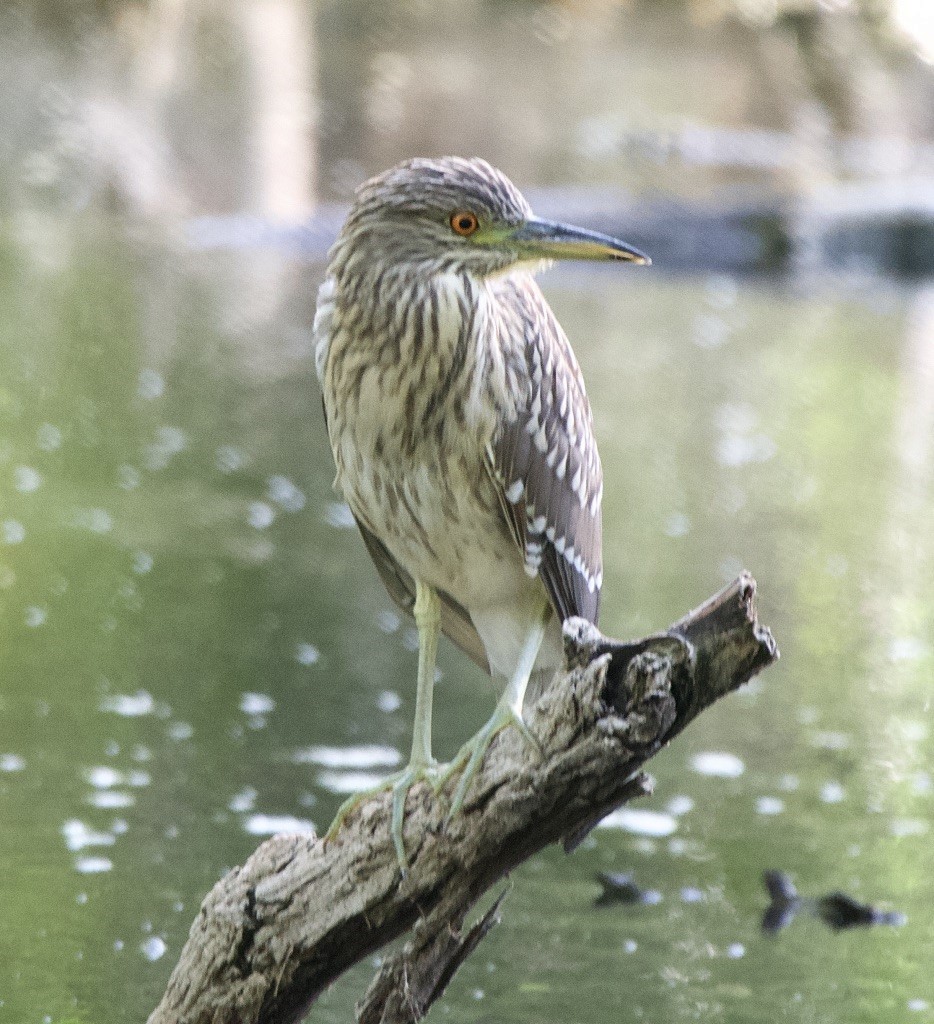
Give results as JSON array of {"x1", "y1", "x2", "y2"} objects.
[
  {"x1": 2, "y1": 2, "x2": 934, "y2": 1021},
  {"x1": 1, "y1": 216, "x2": 932, "y2": 1023}
]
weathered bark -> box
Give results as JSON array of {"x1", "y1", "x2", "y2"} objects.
[{"x1": 149, "y1": 573, "x2": 777, "y2": 1024}]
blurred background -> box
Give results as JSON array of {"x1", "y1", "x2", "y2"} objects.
[{"x1": 1, "y1": 1, "x2": 933, "y2": 1022}]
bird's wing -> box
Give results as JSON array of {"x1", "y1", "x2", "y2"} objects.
[
  {"x1": 487, "y1": 276, "x2": 603, "y2": 624},
  {"x1": 354, "y1": 516, "x2": 491, "y2": 673}
]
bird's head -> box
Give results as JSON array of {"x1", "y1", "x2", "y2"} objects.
[{"x1": 339, "y1": 156, "x2": 650, "y2": 278}]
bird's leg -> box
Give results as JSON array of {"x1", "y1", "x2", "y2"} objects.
[
  {"x1": 323, "y1": 581, "x2": 442, "y2": 871},
  {"x1": 441, "y1": 603, "x2": 550, "y2": 820}
]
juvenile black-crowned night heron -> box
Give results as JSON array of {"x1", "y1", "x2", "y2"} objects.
[{"x1": 315, "y1": 157, "x2": 648, "y2": 865}]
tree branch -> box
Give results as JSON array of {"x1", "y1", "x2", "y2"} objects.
[{"x1": 148, "y1": 572, "x2": 777, "y2": 1024}]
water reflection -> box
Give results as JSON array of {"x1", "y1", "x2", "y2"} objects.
[{"x1": 1, "y1": 3, "x2": 933, "y2": 1024}]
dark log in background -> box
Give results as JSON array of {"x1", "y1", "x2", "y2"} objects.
[{"x1": 148, "y1": 573, "x2": 777, "y2": 1024}]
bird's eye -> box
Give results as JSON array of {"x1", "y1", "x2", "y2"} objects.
[{"x1": 450, "y1": 210, "x2": 479, "y2": 237}]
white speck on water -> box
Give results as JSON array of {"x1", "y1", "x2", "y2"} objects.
[
  {"x1": 692, "y1": 313, "x2": 730, "y2": 350},
  {"x1": 25, "y1": 606, "x2": 47, "y2": 627},
  {"x1": 908, "y1": 999, "x2": 930, "y2": 1012},
  {"x1": 71, "y1": 508, "x2": 113, "y2": 534},
  {"x1": 2, "y1": 520, "x2": 25, "y2": 544},
  {"x1": 316, "y1": 770, "x2": 388, "y2": 794},
  {"x1": 132, "y1": 745, "x2": 152, "y2": 762},
  {"x1": 598, "y1": 808, "x2": 678, "y2": 837},
  {"x1": 812, "y1": 731, "x2": 850, "y2": 751},
  {"x1": 890, "y1": 818, "x2": 929, "y2": 838},
  {"x1": 267, "y1": 475, "x2": 307, "y2": 512},
  {"x1": 797, "y1": 706, "x2": 819, "y2": 725},
  {"x1": 137, "y1": 369, "x2": 165, "y2": 400},
  {"x1": 76, "y1": 892, "x2": 88, "y2": 905},
  {"x1": 166, "y1": 721, "x2": 193, "y2": 741},
  {"x1": 705, "y1": 274, "x2": 739, "y2": 310},
  {"x1": 132, "y1": 551, "x2": 154, "y2": 575},
  {"x1": 75, "y1": 856, "x2": 113, "y2": 874},
  {"x1": 248, "y1": 501, "x2": 275, "y2": 529},
  {"x1": 779, "y1": 773, "x2": 801, "y2": 791},
  {"x1": 471, "y1": 989, "x2": 484, "y2": 1001},
  {"x1": 727, "y1": 943, "x2": 746, "y2": 959},
  {"x1": 229, "y1": 787, "x2": 258, "y2": 813},
  {"x1": 110, "y1": 819, "x2": 129, "y2": 836},
  {"x1": 127, "y1": 770, "x2": 151, "y2": 788},
  {"x1": 88, "y1": 791, "x2": 134, "y2": 809},
  {"x1": 689, "y1": 751, "x2": 745, "y2": 778},
  {"x1": 911, "y1": 771, "x2": 932, "y2": 795},
  {"x1": 756, "y1": 796, "x2": 785, "y2": 816},
  {"x1": 680, "y1": 886, "x2": 705, "y2": 903},
  {"x1": 324, "y1": 501, "x2": 356, "y2": 529},
  {"x1": 216, "y1": 445, "x2": 248, "y2": 473},
  {"x1": 623, "y1": 939, "x2": 638, "y2": 954},
  {"x1": 666, "y1": 795, "x2": 694, "y2": 817},
  {"x1": 36, "y1": 423, "x2": 63, "y2": 450},
  {"x1": 113, "y1": 939, "x2": 125, "y2": 952},
  {"x1": 377, "y1": 690, "x2": 401, "y2": 713},
  {"x1": 402, "y1": 627, "x2": 419, "y2": 653},
  {"x1": 295, "y1": 643, "x2": 320, "y2": 666},
  {"x1": 820, "y1": 781, "x2": 846, "y2": 804},
  {"x1": 1, "y1": 753, "x2": 25, "y2": 772},
  {"x1": 145, "y1": 426, "x2": 188, "y2": 471},
  {"x1": 897, "y1": 719, "x2": 929, "y2": 743},
  {"x1": 293, "y1": 744, "x2": 401, "y2": 770},
  {"x1": 663, "y1": 512, "x2": 691, "y2": 538},
  {"x1": 240, "y1": 692, "x2": 275, "y2": 715},
  {"x1": 376, "y1": 609, "x2": 401, "y2": 633},
  {"x1": 889, "y1": 636, "x2": 929, "y2": 663},
  {"x1": 62, "y1": 819, "x2": 116, "y2": 851},
  {"x1": 117, "y1": 464, "x2": 141, "y2": 490},
  {"x1": 85, "y1": 765, "x2": 122, "y2": 788},
  {"x1": 717, "y1": 433, "x2": 777, "y2": 467},
  {"x1": 13, "y1": 466, "x2": 42, "y2": 492},
  {"x1": 101, "y1": 690, "x2": 154, "y2": 717},
  {"x1": 140, "y1": 936, "x2": 167, "y2": 961},
  {"x1": 242, "y1": 814, "x2": 316, "y2": 837},
  {"x1": 715, "y1": 403, "x2": 776, "y2": 467}
]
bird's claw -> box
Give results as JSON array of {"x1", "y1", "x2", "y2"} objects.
[
  {"x1": 439, "y1": 702, "x2": 541, "y2": 822},
  {"x1": 324, "y1": 760, "x2": 442, "y2": 871}
]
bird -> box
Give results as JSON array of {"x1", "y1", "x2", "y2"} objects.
[{"x1": 314, "y1": 156, "x2": 649, "y2": 866}]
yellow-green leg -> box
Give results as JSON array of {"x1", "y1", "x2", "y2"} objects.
[
  {"x1": 324, "y1": 581, "x2": 442, "y2": 870},
  {"x1": 441, "y1": 603, "x2": 549, "y2": 820}
]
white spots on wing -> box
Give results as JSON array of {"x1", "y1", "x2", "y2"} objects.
[{"x1": 505, "y1": 479, "x2": 523, "y2": 502}]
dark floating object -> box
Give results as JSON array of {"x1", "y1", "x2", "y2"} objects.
[
  {"x1": 594, "y1": 871, "x2": 662, "y2": 908},
  {"x1": 762, "y1": 870, "x2": 906, "y2": 935}
]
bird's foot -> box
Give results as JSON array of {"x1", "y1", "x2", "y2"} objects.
[
  {"x1": 323, "y1": 759, "x2": 442, "y2": 871},
  {"x1": 439, "y1": 703, "x2": 542, "y2": 822}
]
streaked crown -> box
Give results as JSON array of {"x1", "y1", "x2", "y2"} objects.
[{"x1": 337, "y1": 156, "x2": 534, "y2": 275}]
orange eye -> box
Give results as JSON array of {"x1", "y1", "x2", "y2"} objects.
[{"x1": 450, "y1": 210, "x2": 479, "y2": 236}]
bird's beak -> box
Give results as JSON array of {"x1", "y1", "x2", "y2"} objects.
[{"x1": 508, "y1": 217, "x2": 650, "y2": 265}]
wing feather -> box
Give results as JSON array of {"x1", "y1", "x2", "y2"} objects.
[{"x1": 487, "y1": 277, "x2": 603, "y2": 624}]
